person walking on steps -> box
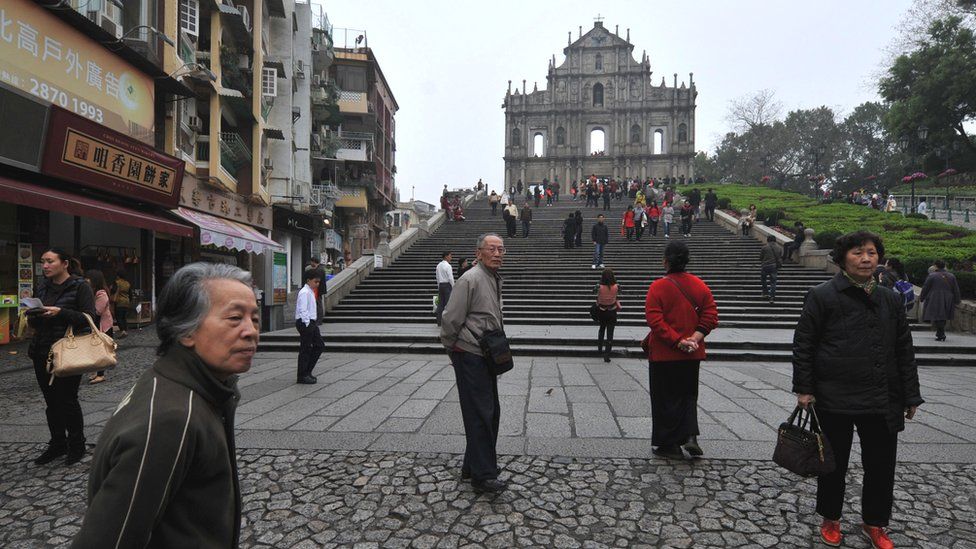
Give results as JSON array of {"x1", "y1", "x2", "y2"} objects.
[
  {"x1": 760, "y1": 235, "x2": 782, "y2": 303},
  {"x1": 646, "y1": 201, "x2": 661, "y2": 237},
  {"x1": 295, "y1": 269, "x2": 325, "y2": 384},
  {"x1": 574, "y1": 210, "x2": 584, "y2": 248},
  {"x1": 440, "y1": 233, "x2": 509, "y2": 494},
  {"x1": 28, "y1": 248, "x2": 97, "y2": 466},
  {"x1": 503, "y1": 202, "x2": 518, "y2": 238},
  {"x1": 634, "y1": 204, "x2": 647, "y2": 240},
  {"x1": 662, "y1": 201, "x2": 675, "y2": 239},
  {"x1": 679, "y1": 200, "x2": 694, "y2": 237},
  {"x1": 602, "y1": 185, "x2": 612, "y2": 211},
  {"x1": 919, "y1": 259, "x2": 961, "y2": 342},
  {"x1": 703, "y1": 188, "x2": 717, "y2": 221},
  {"x1": 591, "y1": 214, "x2": 609, "y2": 269},
  {"x1": 594, "y1": 268, "x2": 621, "y2": 362},
  {"x1": 563, "y1": 213, "x2": 576, "y2": 249},
  {"x1": 488, "y1": 190, "x2": 499, "y2": 216},
  {"x1": 623, "y1": 205, "x2": 636, "y2": 241},
  {"x1": 520, "y1": 203, "x2": 533, "y2": 238},
  {"x1": 643, "y1": 241, "x2": 719, "y2": 460},
  {"x1": 435, "y1": 251, "x2": 455, "y2": 326},
  {"x1": 792, "y1": 231, "x2": 923, "y2": 549}
]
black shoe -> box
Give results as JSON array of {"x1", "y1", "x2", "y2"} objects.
[
  {"x1": 652, "y1": 445, "x2": 685, "y2": 460},
  {"x1": 65, "y1": 445, "x2": 86, "y2": 466},
  {"x1": 472, "y1": 478, "x2": 507, "y2": 493},
  {"x1": 297, "y1": 376, "x2": 317, "y2": 384},
  {"x1": 461, "y1": 469, "x2": 471, "y2": 480},
  {"x1": 603, "y1": 355, "x2": 611, "y2": 363},
  {"x1": 936, "y1": 336, "x2": 946, "y2": 341},
  {"x1": 34, "y1": 443, "x2": 67, "y2": 465},
  {"x1": 682, "y1": 436, "x2": 704, "y2": 457}
]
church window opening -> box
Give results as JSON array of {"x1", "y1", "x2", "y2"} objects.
[
  {"x1": 678, "y1": 123, "x2": 688, "y2": 143},
  {"x1": 511, "y1": 128, "x2": 521, "y2": 147},
  {"x1": 595, "y1": 54, "x2": 603, "y2": 71},
  {"x1": 556, "y1": 126, "x2": 566, "y2": 145},
  {"x1": 630, "y1": 124, "x2": 641, "y2": 144},
  {"x1": 533, "y1": 133, "x2": 545, "y2": 157},
  {"x1": 653, "y1": 129, "x2": 665, "y2": 154},
  {"x1": 589, "y1": 128, "x2": 605, "y2": 155},
  {"x1": 593, "y1": 83, "x2": 604, "y2": 107}
]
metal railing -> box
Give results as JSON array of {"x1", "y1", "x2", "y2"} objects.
[
  {"x1": 219, "y1": 132, "x2": 251, "y2": 172},
  {"x1": 195, "y1": 135, "x2": 210, "y2": 163}
]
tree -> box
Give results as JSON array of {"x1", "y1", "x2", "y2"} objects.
[
  {"x1": 880, "y1": 16, "x2": 976, "y2": 156},
  {"x1": 836, "y1": 102, "x2": 904, "y2": 194},
  {"x1": 726, "y1": 89, "x2": 783, "y2": 134}
]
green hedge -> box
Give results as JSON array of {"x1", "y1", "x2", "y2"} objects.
[{"x1": 690, "y1": 183, "x2": 976, "y2": 295}]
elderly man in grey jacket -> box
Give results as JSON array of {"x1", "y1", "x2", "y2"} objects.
[{"x1": 440, "y1": 233, "x2": 507, "y2": 493}]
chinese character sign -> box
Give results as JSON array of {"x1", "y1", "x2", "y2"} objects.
[{"x1": 0, "y1": 0, "x2": 154, "y2": 143}]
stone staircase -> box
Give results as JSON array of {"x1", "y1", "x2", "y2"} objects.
[{"x1": 260, "y1": 195, "x2": 976, "y2": 366}]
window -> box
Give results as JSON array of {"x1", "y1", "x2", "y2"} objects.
[
  {"x1": 630, "y1": 124, "x2": 641, "y2": 144},
  {"x1": 556, "y1": 126, "x2": 566, "y2": 145},
  {"x1": 511, "y1": 128, "x2": 521, "y2": 147},
  {"x1": 261, "y1": 67, "x2": 277, "y2": 97},
  {"x1": 595, "y1": 54, "x2": 603, "y2": 71},
  {"x1": 593, "y1": 83, "x2": 603, "y2": 107},
  {"x1": 589, "y1": 128, "x2": 605, "y2": 154},
  {"x1": 653, "y1": 129, "x2": 665, "y2": 154},
  {"x1": 179, "y1": 0, "x2": 199, "y2": 37},
  {"x1": 533, "y1": 133, "x2": 545, "y2": 156},
  {"x1": 678, "y1": 123, "x2": 688, "y2": 143},
  {"x1": 336, "y1": 66, "x2": 367, "y2": 92}
]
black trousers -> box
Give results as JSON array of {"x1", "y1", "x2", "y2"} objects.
[
  {"x1": 522, "y1": 220, "x2": 530, "y2": 237},
  {"x1": 933, "y1": 320, "x2": 947, "y2": 339},
  {"x1": 436, "y1": 282, "x2": 452, "y2": 325},
  {"x1": 115, "y1": 306, "x2": 128, "y2": 332},
  {"x1": 681, "y1": 218, "x2": 692, "y2": 235},
  {"x1": 704, "y1": 205, "x2": 715, "y2": 221},
  {"x1": 563, "y1": 235, "x2": 574, "y2": 249},
  {"x1": 625, "y1": 227, "x2": 634, "y2": 240},
  {"x1": 648, "y1": 360, "x2": 700, "y2": 447},
  {"x1": 490, "y1": 203, "x2": 497, "y2": 215},
  {"x1": 296, "y1": 320, "x2": 325, "y2": 379},
  {"x1": 816, "y1": 412, "x2": 898, "y2": 527},
  {"x1": 451, "y1": 350, "x2": 500, "y2": 481},
  {"x1": 636, "y1": 224, "x2": 644, "y2": 240},
  {"x1": 648, "y1": 220, "x2": 658, "y2": 236},
  {"x1": 33, "y1": 353, "x2": 85, "y2": 447},
  {"x1": 603, "y1": 195, "x2": 611, "y2": 210},
  {"x1": 506, "y1": 219, "x2": 516, "y2": 237},
  {"x1": 597, "y1": 312, "x2": 616, "y2": 354}
]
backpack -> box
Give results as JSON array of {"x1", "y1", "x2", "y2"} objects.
[{"x1": 893, "y1": 279, "x2": 914, "y2": 311}]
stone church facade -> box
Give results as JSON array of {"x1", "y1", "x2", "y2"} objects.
[{"x1": 503, "y1": 21, "x2": 697, "y2": 193}]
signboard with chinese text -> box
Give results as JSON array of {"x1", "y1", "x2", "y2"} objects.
[
  {"x1": 272, "y1": 252, "x2": 287, "y2": 305},
  {"x1": 0, "y1": 0, "x2": 155, "y2": 143},
  {"x1": 179, "y1": 176, "x2": 272, "y2": 230},
  {"x1": 41, "y1": 107, "x2": 184, "y2": 208}
]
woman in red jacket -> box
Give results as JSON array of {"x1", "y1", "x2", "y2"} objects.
[
  {"x1": 644, "y1": 241, "x2": 719, "y2": 459},
  {"x1": 646, "y1": 201, "x2": 661, "y2": 237},
  {"x1": 623, "y1": 205, "x2": 636, "y2": 241}
]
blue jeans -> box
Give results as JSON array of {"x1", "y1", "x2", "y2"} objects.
[
  {"x1": 761, "y1": 265, "x2": 778, "y2": 298},
  {"x1": 593, "y1": 243, "x2": 605, "y2": 266},
  {"x1": 663, "y1": 222, "x2": 671, "y2": 236}
]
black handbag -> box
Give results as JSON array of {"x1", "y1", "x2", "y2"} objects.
[
  {"x1": 773, "y1": 405, "x2": 835, "y2": 478},
  {"x1": 478, "y1": 329, "x2": 514, "y2": 376},
  {"x1": 589, "y1": 303, "x2": 600, "y2": 322}
]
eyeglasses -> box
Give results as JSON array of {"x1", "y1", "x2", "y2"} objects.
[{"x1": 480, "y1": 246, "x2": 507, "y2": 255}]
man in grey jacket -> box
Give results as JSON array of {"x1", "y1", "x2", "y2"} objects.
[
  {"x1": 440, "y1": 233, "x2": 507, "y2": 493},
  {"x1": 760, "y1": 235, "x2": 783, "y2": 303}
]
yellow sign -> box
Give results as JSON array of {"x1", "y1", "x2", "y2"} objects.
[
  {"x1": 0, "y1": 0, "x2": 155, "y2": 142},
  {"x1": 61, "y1": 129, "x2": 178, "y2": 196}
]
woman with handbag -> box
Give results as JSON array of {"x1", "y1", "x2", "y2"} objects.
[
  {"x1": 594, "y1": 268, "x2": 621, "y2": 363},
  {"x1": 793, "y1": 231, "x2": 923, "y2": 549},
  {"x1": 27, "y1": 248, "x2": 96, "y2": 465},
  {"x1": 643, "y1": 241, "x2": 719, "y2": 459},
  {"x1": 85, "y1": 269, "x2": 114, "y2": 385}
]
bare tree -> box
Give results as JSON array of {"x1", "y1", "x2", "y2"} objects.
[{"x1": 726, "y1": 89, "x2": 783, "y2": 134}]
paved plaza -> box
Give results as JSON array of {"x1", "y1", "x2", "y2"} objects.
[{"x1": 1, "y1": 331, "x2": 976, "y2": 547}]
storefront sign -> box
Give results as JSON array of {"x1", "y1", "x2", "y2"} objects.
[
  {"x1": 273, "y1": 206, "x2": 316, "y2": 238},
  {"x1": 272, "y1": 252, "x2": 287, "y2": 305},
  {"x1": 324, "y1": 228, "x2": 342, "y2": 251},
  {"x1": 0, "y1": 0, "x2": 155, "y2": 143},
  {"x1": 179, "y1": 176, "x2": 272, "y2": 230},
  {"x1": 41, "y1": 107, "x2": 184, "y2": 207}
]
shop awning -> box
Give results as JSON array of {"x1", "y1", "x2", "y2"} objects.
[
  {"x1": 172, "y1": 207, "x2": 284, "y2": 255},
  {"x1": 0, "y1": 176, "x2": 193, "y2": 237},
  {"x1": 335, "y1": 189, "x2": 368, "y2": 210}
]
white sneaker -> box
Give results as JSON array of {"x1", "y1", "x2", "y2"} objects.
[
  {"x1": 598, "y1": 264, "x2": 605, "y2": 268},
  {"x1": 665, "y1": 234, "x2": 670, "y2": 238},
  {"x1": 592, "y1": 265, "x2": 596, "y2": 269}
]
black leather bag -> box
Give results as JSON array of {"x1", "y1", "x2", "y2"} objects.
[
  {"x1": 589, "y1": 303, "x2": 600, "y2": 322},
  {"x1": 773, "y1": 405, "x2": 835, "y2": 478},
  {"x1": 478, "y1": 329, "x2": 514, "y2": 376}
]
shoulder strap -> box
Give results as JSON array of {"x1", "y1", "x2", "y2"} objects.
[{"x1": 664, "y1": 276, "x2": 701, "y2": 314}]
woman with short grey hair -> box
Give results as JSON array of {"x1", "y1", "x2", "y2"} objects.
[{"x1": 73, "y1": 262, "x2": 258, "y2": 547}]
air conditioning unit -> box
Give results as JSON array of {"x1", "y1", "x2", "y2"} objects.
[
  {"x1": 187, "y1": 115, "x2": 202, "y2": 131},
  {"x1": 237, "y1": 5, "x2": 251, "y2": 31},
  {"x1": 263, "y1": 157, "x2": 274, "y2": 170},
  {"x1": 86, "y1": 1, "x2": 123, "y2": 39}
]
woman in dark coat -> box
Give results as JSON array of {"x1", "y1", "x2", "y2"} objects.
[
  {"x1": 644, "y1": 241, "x2": 719, "y2": 459},
  {"x1": 793, "y1": 231, "x2": 923, "y2": 549},
  {"x1": 28, "y1": 248, "x2": 97, "y2": 465},
  {"x1": 919, "y1": 260, "x2": 962, "y2": 341},
  {"x1": 573, "y1": 210, "x2": 584, "y2": 248}
]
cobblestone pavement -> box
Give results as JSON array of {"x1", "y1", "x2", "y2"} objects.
[{"x1": 1, "y1": 444, "x2": 974, "y2": 548}]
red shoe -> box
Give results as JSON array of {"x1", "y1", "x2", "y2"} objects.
[
  {"x1": 819, "y1": 519, "x2": 843, "y2": 547},
  {"x1": 862, "y1": 525, "x2": 894, "y2": 549}
]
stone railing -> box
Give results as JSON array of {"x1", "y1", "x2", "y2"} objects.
[{"x1": 323, "y1": 191, "x2": 481, "y2": 312}]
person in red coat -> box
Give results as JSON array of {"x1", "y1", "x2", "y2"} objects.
[
  {"x1": 643, "y1": 241, "x2": 719, "y2": 459},
  {"x1": 623, "y1": 205, "x2": 636, "y2": 241}
]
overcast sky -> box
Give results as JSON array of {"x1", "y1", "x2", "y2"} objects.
[{"x1": 314, "y1": 0, "x2": 915, "y2": 204}]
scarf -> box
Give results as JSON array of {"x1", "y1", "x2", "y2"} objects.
[{"x1": 843, "y1": 270, "x2": 878, "y2": 295}]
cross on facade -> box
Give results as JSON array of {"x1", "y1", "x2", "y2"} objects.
[{"x1": 594, "y1": 13, "x2": 605, "y2": 22}]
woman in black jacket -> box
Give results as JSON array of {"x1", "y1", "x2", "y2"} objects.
[
  {"x1": 28, "y1": 248, "x2": 97, "y2": 465},
  {"x1": 792, "y1": 231, "x2": 923, "y2": 549},
  {"x1": 573, "y1": 210, "x2": 584, "y2": 247}
]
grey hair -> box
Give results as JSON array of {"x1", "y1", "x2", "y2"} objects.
[
  {"x1": 156, "y1": 262, "x2": 253, "y2": 355},
  {"x1": 477, "y1": 232, "x2": 502, "y2": 249}
]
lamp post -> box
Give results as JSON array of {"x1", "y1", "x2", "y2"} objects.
[
  {"x1": 898, "y1": 125, "x2": 928, "y2": 213},
  {"x1": 760, "y1": 153, "x2": 770, "y2": 185},
  {"x1": 812, "y1": 145, "x2": 826, "y2": 198},
  {"x1": 937, "y1": 141, "x2": 960, "y2": 208}
]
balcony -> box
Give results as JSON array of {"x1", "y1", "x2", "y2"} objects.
[
  {"x1": 195, "y1": 135, "x2": 210, "y2": 167},
  {"x1": 219, "y1": 132, "x2": 251, "y2": 173},
  {"x1": 335, "y1": 130, "x2": 373, "y2": 162},
  {"x1": 337, "y1": 89, "x2": 369, "y2": 114},
  {"x1": 218, "y1": 2, "x2": 253, "y2": 50},
  {"x1": 179, "y1": 33, "x2": 196, "y2": 66},
  {"x1": 311, "y1": 83, "x2": 342, "y2": 124}
]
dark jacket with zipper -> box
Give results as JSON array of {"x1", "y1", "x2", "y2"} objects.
[
  {"x1": 28, "y1": 276, "x2": 96, "y2": 358},
  {"x1": 792, "y1": 273, "x2": 924, "y2": 432},
  {"x1": 72, "y1": 344, "x2": 242, "y2": 548},
  {"x1": 591, "y1": 222, "x2": 609, "y2": 244}
]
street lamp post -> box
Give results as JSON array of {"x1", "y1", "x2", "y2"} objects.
[
  {"x1": 812, "y1": 145, "x2": 826, "y2": 198},
  {"x1": 898, "y1": 125, "x2": 929, "y2": 213}
]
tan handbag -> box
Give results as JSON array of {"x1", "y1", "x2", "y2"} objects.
[{"x1": 46, "y1": 313, "x2": 118, "y2": 384}]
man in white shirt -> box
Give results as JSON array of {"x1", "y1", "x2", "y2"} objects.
[
  {"x1": 295, "y1": 269, "x2": 324, "y2": 384},
  {"x1": 916, "y1": 197, "x2": 928, "y2": 217},
  {"x1": 435, "y1": 251, "x2": 454, "y2": 326}
]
